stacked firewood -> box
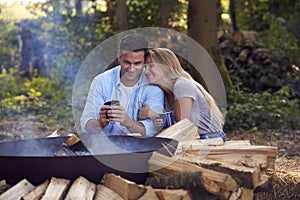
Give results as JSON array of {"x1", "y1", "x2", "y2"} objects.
[
  {"x1": 0, "y1": 119, "x2": 277, "y2": 200},
  {"x1": 147, "y1": 119, "x2": 277, "y2": 200},
  {"x1": 0, "y1": 174, "x2": 192, "y2": 200},
  {"x1": 218, "y1": 30, "x2": 268, "y2": 65}
]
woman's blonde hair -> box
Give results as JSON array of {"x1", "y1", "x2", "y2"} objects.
[{"x1": 149, "y1": 48, "x2": 224, "y2": 126}]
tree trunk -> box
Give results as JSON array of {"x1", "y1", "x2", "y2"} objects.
[
  {"x1": 187, "y1": 0, "x2": 233, "y2": 92},
  {"x1": 159, "y1": 0, "x2": 172, "y2": 28},
  {"x1": 75, "y1": 0, "x2": 82, "y2": 16},
  {"x1": 113, "y1": 0, "x2": 129, "y2": 32},
  {"x1": 18, "y1": 25, "x2": 33, "y2": 79},
  {"x1": 229, "y1": 0, "x2": 238, "y2": 32},
  {"x1": 216, "y1": 0, "x2": 222, "y2": 27}
]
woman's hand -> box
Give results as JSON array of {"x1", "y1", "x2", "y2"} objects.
[
  {"x1": 138, "y1": 102, "x2": 150, "y2": 120},
  {"x1": 138, "y1": 102, "x2": 160, "y2": 120}
]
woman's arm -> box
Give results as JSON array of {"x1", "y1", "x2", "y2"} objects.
[{"x1": 174, "y1": 97, "x2": 193, "y2": 122}]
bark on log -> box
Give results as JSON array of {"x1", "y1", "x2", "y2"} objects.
[
  {"x1": 146, "y1": 172, "x2": 217, "y2": 200},
  {"x1": 179, "y1": 153, "x2": 261, "y2": 189},
  {"x1": 148, "y1": 152, "x2": 238, "y2": 197}
]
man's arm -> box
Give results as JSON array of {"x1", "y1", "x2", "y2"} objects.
[
  {"x1": 139, "y1": 85, "x2": 165, "y2": 136},
  {"x1": 85, "y1": 105, "x2": 111, "y2": 133},
  {"x1": 80, "y1": 76, "x2": 108, "y2": 133}
]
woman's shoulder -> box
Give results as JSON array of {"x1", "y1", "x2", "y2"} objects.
[
  {"x1": 174, "y1": 77, "x2": 195, "y2": 89},
  {"x1": 175, "y1": 77, "x2": 192, "y2": 85}
]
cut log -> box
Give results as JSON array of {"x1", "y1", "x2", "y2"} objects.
[
  {"x1": 146, "y1": 172, "x2": 216, "y2": 200},
  {"x1": 22, "y1": 180, "x2": 49, "y2": 200},
  {"x1": 232, "y1": 30, "x2": 259, "y2": 43},
  {"x1": 41, "y1": 177, "x2": 70, "y2": 200},
  {"x1": 205, "y1": 154, "x2": 268, "y2": 170},
  {"x1": 0, "y1": 181, "x2": 6, "y2": 188},
  {"x1": 64, "y1": 176, "x2": 96, "y2": 200},
  {"x1": 154, "y1": 188, "x2": 192, "y2": 200},
  {"x1": 138, "y1": 186, "x2": 159, "y2": 200},
  {"x1": 232, "y1": 31, "x2": 244, "y2": 43},
  {"x1": 156, "y1": 118, "x2": 198, "y2": 142},
  {"x1": 94, "y1": 185, "x2": 123, "y2": 200},
  {"x1": 239, "y1": 187, "x2": 254, "y2": 200},
  {"x1": 183, "y1": 142, "x2": 277, "y2": 170},
  {"x1": 148, "y1": 152, "x2": 238, "y2": 198},
  {"x1": 0, "y1": 179, "x2": 34, "y2": 200},
  {"x1": 64, "y1": 134, "x2": 81, "y2": 146},
  {"x1": 102, "y1": 173, "x2": 146, "y2": 200},
  {"x1": 156, "y1": 119, "x2": 199, "y2": 155},
  {"x1": 254, "y1": 174, "x2": 272, "y2": 193},
  {"x1": 179, "y1": 153, "x2": 261, "y2": 189},
  {"x1": 239, "y1": 49, "x2": 250, "y2": 62},
  {"x1": 0, "y1": 180, "x2": 10, "y2": 195}
]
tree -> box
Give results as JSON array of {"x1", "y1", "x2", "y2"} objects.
[
  {"x1": 187, "y1": 0, "x2": 232, "y2": 92},
  {"x1": 111, "y1": 0, "x2": 129, "y2": 32},
  {"x1": 229, "y1": 0, "x2": 237, "y2": 32}
]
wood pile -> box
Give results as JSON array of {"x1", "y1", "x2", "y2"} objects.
[
  {"x1": 0, "y1": 119, "x2": 278, "y2": 200},
  {"x1": 0, "y1": 174, "x2": 192, "y2": 200},
  {"x1": 218, "y1": 30, "x2": 269, "y2": 66},
  {"x1": 147, "y1": 119, "x2": 278, "y2": 200}
]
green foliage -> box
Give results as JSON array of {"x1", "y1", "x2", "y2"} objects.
[
  {"x1": 0, "y1": 73, "x2": 24, "y2": 99},
  {"x1": 224, "y1": 88, "x2": 300, "y2": 132},
  {"x1": 235, "y1": 0, "x2": 300, "y2": 31},
  {"x1": 0, "y1": 74, "x2": 73, "y2": 128},
  {"x1": 227, "y1": 46, "x2": 293, "y2": 93},
  {"x1": 0, "y1": 20, "x2": 19, "y2": 71}
]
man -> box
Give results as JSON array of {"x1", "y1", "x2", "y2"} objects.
[{"x1": 80, "y1": 34, "x2": 164, "y2": 136}]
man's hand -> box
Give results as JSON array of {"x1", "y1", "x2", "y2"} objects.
[
  {"x1": 108, "y1": 105, "x2": 146, "y2": 135},
  {"x1": 108, "y1": 105, "x2": 131, "y2": 126},
  {"x1": 98, "y1": 105, "x2": 111, "y2": 127}
]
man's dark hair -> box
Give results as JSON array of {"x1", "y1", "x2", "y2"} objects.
[{"x1": 119, "y1": 34, "x2": 149, "y2": 60}]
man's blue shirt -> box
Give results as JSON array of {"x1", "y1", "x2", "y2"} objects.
[{"x1": 80, "y1": 66, "x2": 164, "y2": 136}]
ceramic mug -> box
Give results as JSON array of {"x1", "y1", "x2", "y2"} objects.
[
  {"x1": 104, "y1": 100, "x2": 120, "y2": 119},
  {"x1": 158, "y1": 111, "x2": 174, "y2": 129}
]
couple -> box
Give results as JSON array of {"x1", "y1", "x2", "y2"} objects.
[{"x1": 80, "y1": 34, "x2": 225, "y2": 140}]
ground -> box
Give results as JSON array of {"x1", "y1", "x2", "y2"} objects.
[{"x1": 0, "y1": 120, "x2": 299, "y2": 199}]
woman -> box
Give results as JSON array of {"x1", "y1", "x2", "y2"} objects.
[{"x1": 139, "y1": 48, "x2": 225, "y2": 140}]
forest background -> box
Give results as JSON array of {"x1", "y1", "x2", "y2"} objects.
[{"x1": 0, "y1": 0, "x2": 299, "y2": 158}]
